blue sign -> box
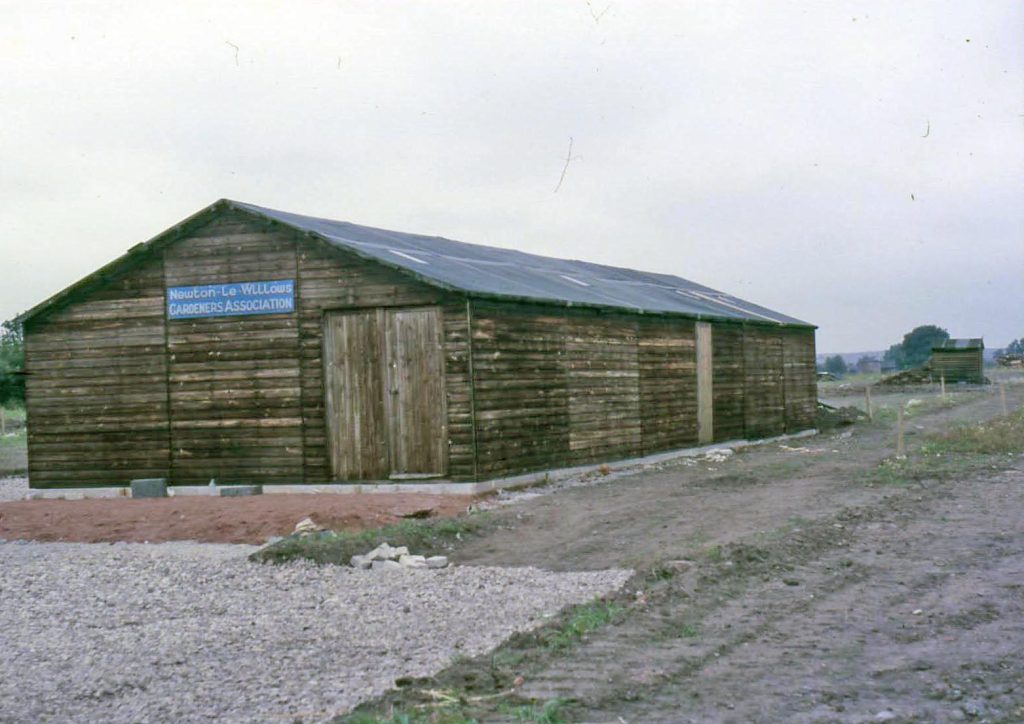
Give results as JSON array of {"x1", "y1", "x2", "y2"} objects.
[{"x1": 167, "y1": 279, "x2": 295, "y2": 320}]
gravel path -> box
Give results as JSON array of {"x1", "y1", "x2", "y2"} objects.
[
  {"x1": 0, "y1": 476, "x2": 26, "y2": 502},
  {"x1": 0, "y1": 541, "x2": 630, "y2": 722}
]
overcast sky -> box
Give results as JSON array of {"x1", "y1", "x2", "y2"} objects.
[{"x1": 2, "y1": 1, "x2": 1021, "y2": 352}]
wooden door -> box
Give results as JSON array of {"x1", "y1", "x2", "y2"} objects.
[
  {"x1": 384, "y1": 307, "x2": 448, "y2": 477},
  {"x1": 323, "y1": 306, "x2": 447, "y2": 480},
  {"x1": 323, "y1": 310, "x2": 389, "y2": 479}
]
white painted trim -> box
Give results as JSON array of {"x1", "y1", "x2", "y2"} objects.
[{"x1": 24, "y1": 430, "x2": 817, "y2": 500}]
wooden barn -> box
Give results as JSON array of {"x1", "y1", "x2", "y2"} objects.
[
  {"x1": 20, "y1": 200, "x2": 817, "y2": 490},
  {"x1": 930, "y1": 338, "x2": 985, "y2": 384}
]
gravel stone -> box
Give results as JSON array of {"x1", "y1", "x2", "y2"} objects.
[
  {"x1": 0, "y1": 476, "x2": 27, "y2": 502},
  {"x1": 0, "y1": 541, "x2": 630, "y2": 722}
]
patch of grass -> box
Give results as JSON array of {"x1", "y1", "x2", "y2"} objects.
[
  {"x1": 677, "y1": 622, "x2": 701, "y2": 638},
  {"x1": 499, "y1": 698, "x2": 570, "y2": 723},
  {"x1": 871, "y1": 457, "x2": 916, "y2": 487},
  {"x1": 0, "y1": 427, "x2": 27, "y2": 477},
  {"x1": 250, "y1": 514, "x2": 489, "y2": 566},
  {"x1": 921, "y1": 409, "x2": 1024, "y2": 455},
  {"x1": 542, "y1": 599, "x2": 622, "y2": 650},
  {"x1": 1, "y1": 402, "x2": 25, "y2": 424},
  {"x1": 869, "y1": 409, "x2": 1024, "y2": 487},
  {"x1": 702, "y1": 545, "x2": 723, "y2": 561},
  {"x1": 490, "y1": 649, "x2": 526, "y2": 670},
  {"x1": 867, "y1": 391, "x2": 978, "y2": 425}
]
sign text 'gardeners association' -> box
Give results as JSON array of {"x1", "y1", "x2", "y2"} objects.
[{"x1": 166, "y1": 280, "x2": 295, "y2": 320}]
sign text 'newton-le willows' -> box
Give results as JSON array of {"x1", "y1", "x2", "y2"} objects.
[{"x1": 166, "y1": 280, "x2": 295, "y2": 320}]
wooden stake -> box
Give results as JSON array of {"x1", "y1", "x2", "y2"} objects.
[
  {"x1": 1000, "y1": 383, "x2": 1008, "y2": 416},
  {"x1": 864, "y1": 386, "x2": 873, "y2": 421},
  {"x1": 896, "y1": 404, "x2": 905, "y2": 457},
  {"x1": 0, "y1": 406, "x2": 5, "y2": 437},
  {"x1": 940, "y1": 375, "x2": 946, "y2": 400}
]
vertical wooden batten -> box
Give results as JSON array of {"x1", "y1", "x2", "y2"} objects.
[
  {"x1": 696, "y1": 321, "x2": 714, "y2": 444},
  {"x1": 466, "y1": 298, "x2": 479, "y2": 481}
]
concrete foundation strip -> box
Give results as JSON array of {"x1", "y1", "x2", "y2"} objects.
[{"x1": 24, "y1": 429, "x2": 816, "y2": 500}]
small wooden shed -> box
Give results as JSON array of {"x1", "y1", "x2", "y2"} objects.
[
  {"x1": 20, "y1": 200, "x2": 817, "y2": 489},
  {"x1": 930, "y1": 339, "x2": 985, "y2": 384}
]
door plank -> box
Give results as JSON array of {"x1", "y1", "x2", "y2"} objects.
[
  {"x1": 385, "y1": 307, "x2": 447, "y2": 476},
  {"x1": 323, "y1": 310, "x2": 389, "y2": 479}
]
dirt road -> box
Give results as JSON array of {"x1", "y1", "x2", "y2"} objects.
[{"x1": 352, "y1": 385, "x2": 1024, "y2": 722}]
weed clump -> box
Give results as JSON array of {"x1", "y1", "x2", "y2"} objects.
[
  {"x1": 870, "y1": 408, "x2": 1024, "y2": 487},
  {"x1": 815, "y1": 403, "x2": 863, "y2": 431},
  {"x1": 922, "y1": 408, "x2": 1024, "y2": 455},
  {"x1": 250, "y1": 514, "x2": 488, "y2": 566},
  {"x1": 542, "y1": 600, "x2": 622, "y2": 650},
  {"x1": 500, "y1": 698, "x2": 570, "y2": 723}
]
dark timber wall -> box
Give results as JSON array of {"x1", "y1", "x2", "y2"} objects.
[
  {"x1": 930, "y1": 349, "x2": 984, "y2": 384},
  {"x1": 467, "y1": 301, "x2": 816, "y2": 480},
  {"x1": 164, "y1": 215, "x2": 303, "y2": 484},
  {"x1": 24, "y1": 207, "x2": 816, "y2": 488},
  {"x1": 24, "y1": 257, "x2": 170, "y2": 487},
  {"x1": 638, "y1": 317, "x2": 698, "y2": 454}
]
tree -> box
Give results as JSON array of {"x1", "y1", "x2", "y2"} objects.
[
  {"x1": 0, "y1": 319, "x2": 25, "y2": 407},
  {"x1": 900, "y1": 325, "x2": 949, "y2": 368},
  {"x1": 884, "y1": 325, "x2": 950, "y2": 370},
  {"x1": 824, "y1": 354, "x2": 848, "y2": 375},
  {"x1": 1007, "y1": 338, "x2": 1024, "y2": 356},
  {"x1": 882, "y1": 343, "x2": 905, "y2": 370}
]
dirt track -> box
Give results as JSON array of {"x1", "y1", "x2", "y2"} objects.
[{"x1": 358, "y1": 385, "x2": 1024, "y2": 722}]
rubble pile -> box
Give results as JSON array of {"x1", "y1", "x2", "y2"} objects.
[{"x1": 350, "y1": 543, "x2": 449, "y2": 571}]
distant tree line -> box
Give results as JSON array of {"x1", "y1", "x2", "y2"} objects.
[
  {"x1": 0, "y1": 319, "x2": 24, "y2": 407},
  {"x1": 822, "y1": 355, "x2": 847, "y2": 375}
]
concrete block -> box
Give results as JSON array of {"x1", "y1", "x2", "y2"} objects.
[
  {"x1": 130, "y1": 478, "x2": 168, "y2": 499},
  {"x1": 219, "y1": 485, "x2": 263, "y2": 497}
]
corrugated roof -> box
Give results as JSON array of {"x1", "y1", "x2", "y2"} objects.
[
  {"x1": 935, "y1": 338, "x2": 984, "y2": 350},
  {"x1": 231, "y1": 201, "x2": 812, "y2": 327},
  {"x1": 19, "y1": 199, "x2": 813, "y2": 327}
]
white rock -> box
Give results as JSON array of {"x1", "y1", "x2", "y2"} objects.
[
  {"x1": 398, "y1": 554, "x2": 427, "y2": 569},
  {"x1": 370, "y1": 559, "x2": 402, "y2": 571},
  {"x1": 365, "y1": 543, "x2": 408, "y2": 561},
  {"x1": 704, "y1": 448, "x2": 735, "y2": 463},
  {"x1": 349, "y1": 555, "x2": 372, "y2": 570},
  {"x1": 426, "y1": 556, "x2": 449, "y2": 569},
  {"x1": 293, "y1": 517, "x2": 323, "y2": 535}
]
